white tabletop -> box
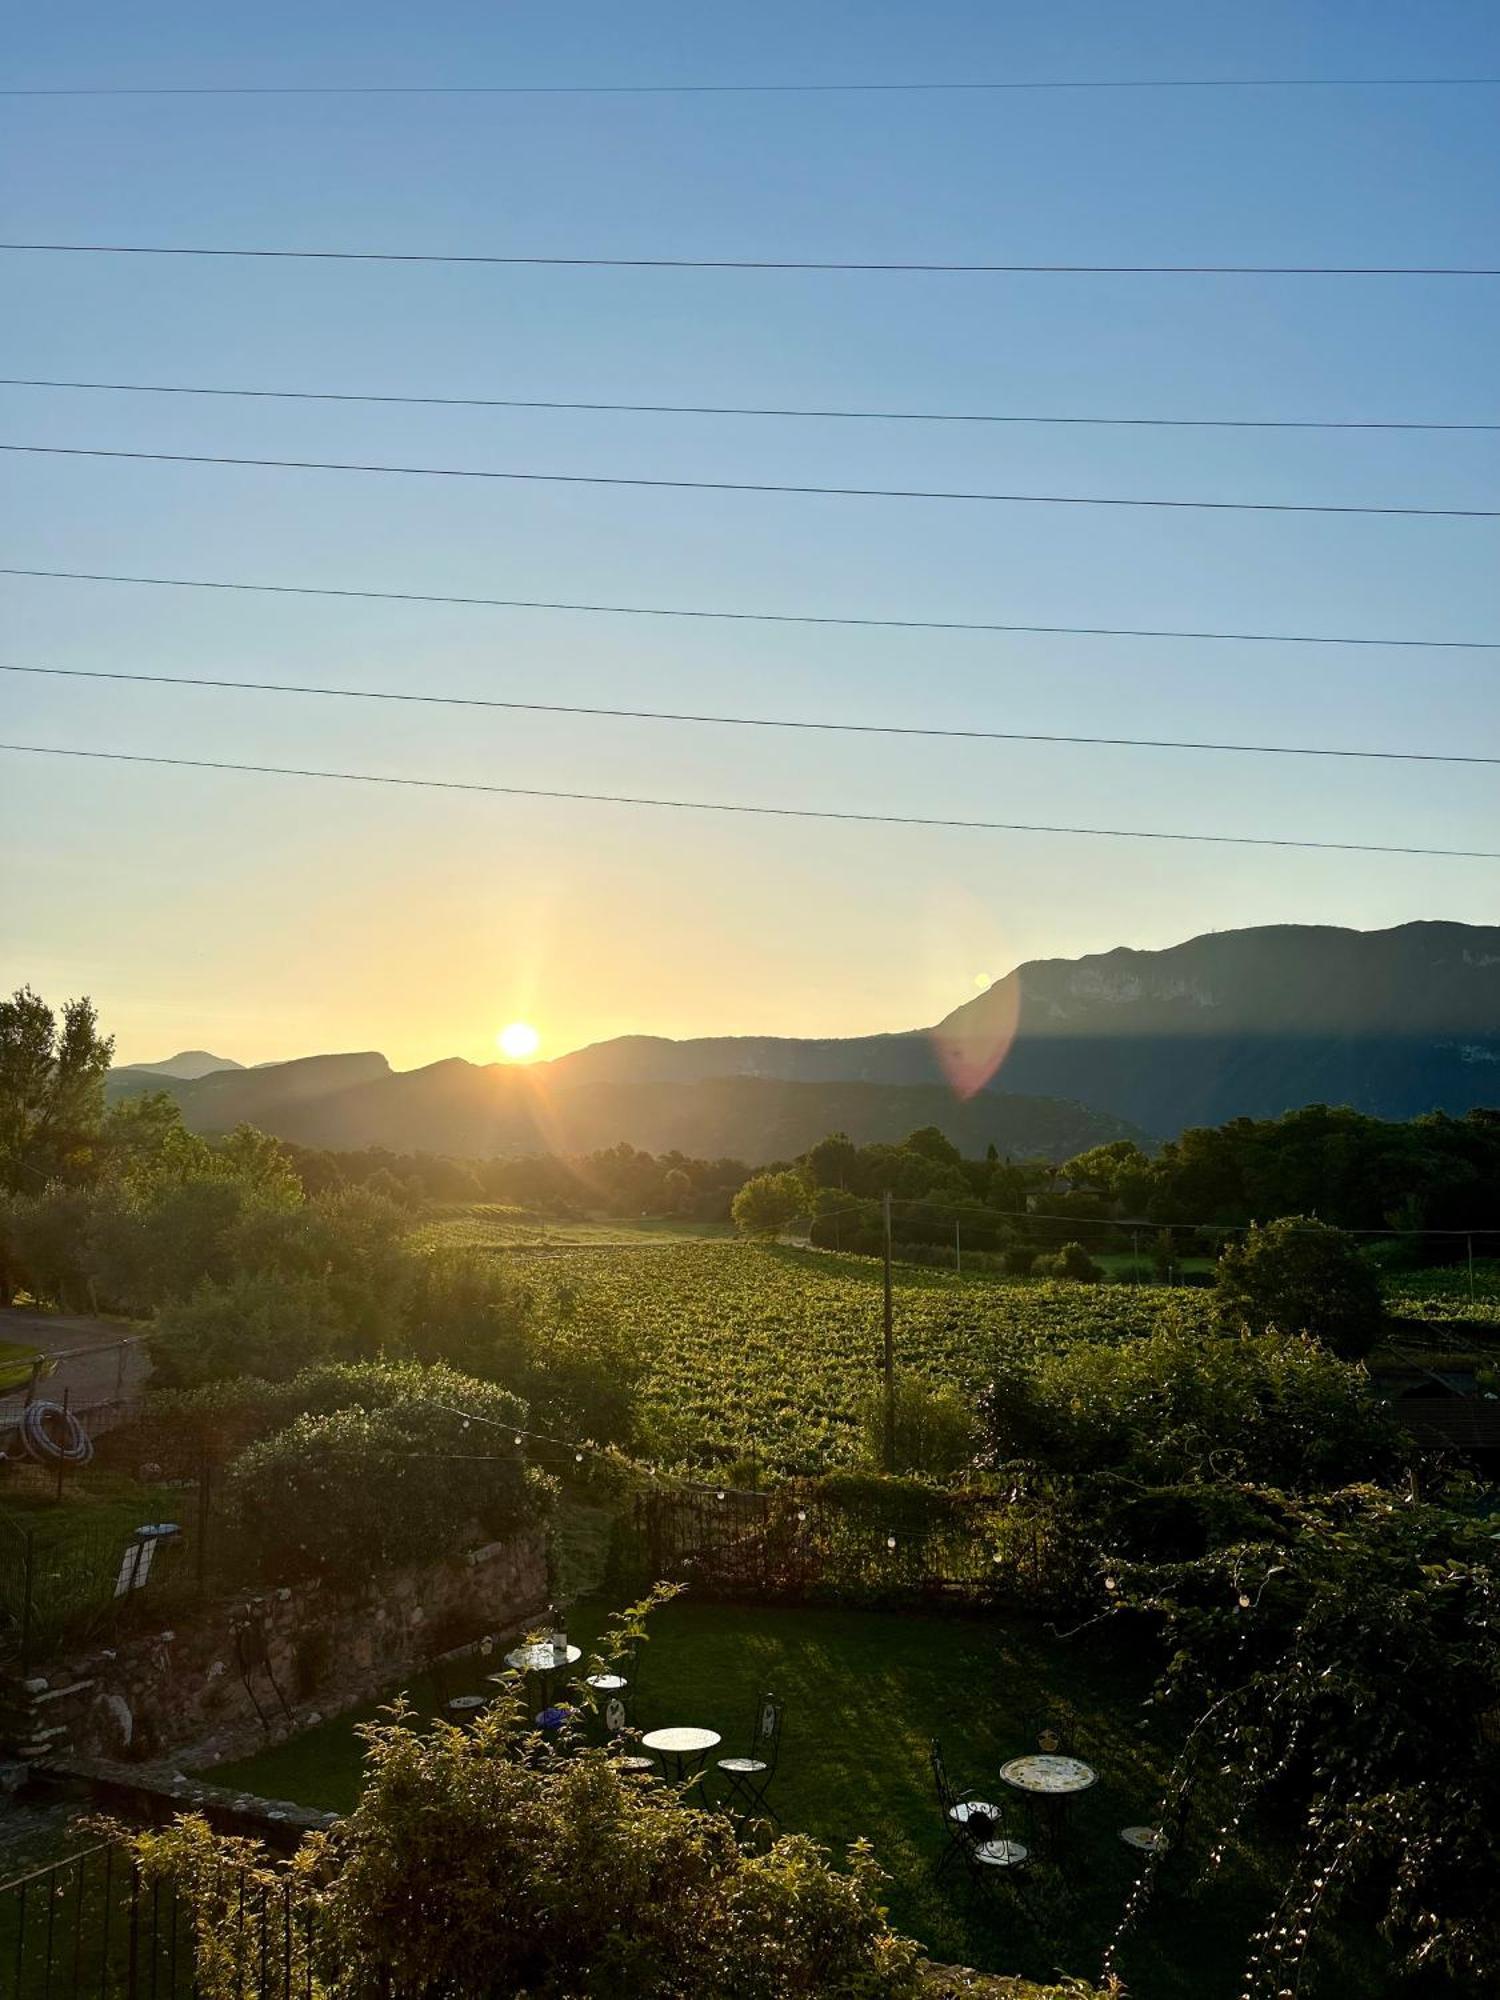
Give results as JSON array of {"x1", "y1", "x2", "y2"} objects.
[
  {"x1": 1000, "y1": 1753, "x2": 1097, "y2": 1796},
  {"x1": 642, "y1": 1726, "x2": 721, "y2": 1756},
  {"x1": 505, "y1": 1642, "x2": 582, "y2": 1672},
  {"x1": 1120, "y1": 1824, "x2": 1167, "y2": 1852}
]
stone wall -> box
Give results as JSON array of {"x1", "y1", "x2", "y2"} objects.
[{"x1": 33, "y1": 1529, "x2": 547, "y2": 1765}]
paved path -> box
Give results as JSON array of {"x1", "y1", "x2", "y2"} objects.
[{"x1": 0, "y1": 1308, "x2": 150, "y2": 1427}]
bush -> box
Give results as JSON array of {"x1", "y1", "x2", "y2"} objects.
[
  {"x1": 1002, "y1": 1245, "x2": 1038, "y2": 1277},
  {"x1": 978, "y1": 1316, "x2": 1398, "y2": 1490},
  {"x1": 1032, "y1": 1240, "x2": 1102, "y2": 1282},
  {"x1": 1214, "y1": 1214, "x2": 1383, "y2": 1358},
  {"x1": 151, "y1": 1272, "x2": 350, "y2": 1387},
  {"x1": 224, "y1": 1394, "x2": 554, "y2": 1582},
  {"x1": 131, "y1": 1665, "x2": 926, "y2": 2000},
  {"x1": 856, "y1": 1370, "x2": 975, "y2": 1481},
  {"x1": 732, "y1": 1171, "x2": 809, "y2": 1239}
]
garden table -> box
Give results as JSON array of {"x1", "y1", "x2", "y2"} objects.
[
  {"x1": 642, "y1": 1725, "x2": 721, "y2": 1785},
  {"x1": 1119, "y1": 1824, "x2": 1168, "y2": 1854},
  {"x1": 1000, "y1": 1753, "x2": 1097, "y2": 1852},
  {"x1": 504, "y1": 1641, "x2": 582, "y2": 1706}
]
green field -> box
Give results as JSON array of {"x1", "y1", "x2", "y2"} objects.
[
  {"x1": 411, "y1": 1202, "x2": 734, "y2": 1253},
  {"x1": 519, "y1": 1243, "x2": 1215, "y2": 1473}
]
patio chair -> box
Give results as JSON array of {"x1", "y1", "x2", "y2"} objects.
[
  {"x1": 930, "y1": 1738, "x2": 1004, "y2": 1878},
  {"x1": 715, "y1": 1692, "x2": 784, "y2": 1821},
  {"x1": 585, "y1": 1637, "x2": 639, "y2": 1699},
  {"x1": 959, "y1": 1799, "x2": 1031, "y2": 1892}
]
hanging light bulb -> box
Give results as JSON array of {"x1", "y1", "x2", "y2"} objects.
[
  {"x1": 716, "y1": 1489, "x2": 726, "y2": 1502},
  {"x1": 1238, "y1": 1592, "x2": 1252, "y2": 1609},
  {"x1": 886, "y1": 1534, "x2": 898, "y2": 1551},
  {"x1": 575, "y1": 1451, "x2": 585, "y2": 1465},
  {"x1": 514, "y1": 1433, "x2": 523, "y2": 1446},
  {"x1": 1104, "y1": 1575, "x2": 1118, "y2": 1592},
  {"x1": 795, "y1": 1508, "x2": 807, "y2": 1523}
]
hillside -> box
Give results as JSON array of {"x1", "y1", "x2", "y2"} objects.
[
  {"x1": 106, "y1": 1056, "x2": 1139, "y2": 1164},
  {"x1": 546, "y1": 921, "x2": 1500, "y2": 1132},
  {"x1": 111, "y1": 1048, "x2": 245, "y2": 1081},
  {"x1": 104, "y1": 921, "x2": 1500, "y2": 1157}
]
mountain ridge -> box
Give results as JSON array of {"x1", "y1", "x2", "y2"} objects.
[{"x1": 105, "y1": 921, "x2": 1500, "y2": 1158}]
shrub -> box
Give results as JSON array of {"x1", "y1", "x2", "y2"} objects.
[
  {"x1": 856, "y1": 1370, "x2": 975, "y2": 1481},
  {"x1": 1214, "y1": 1214, "x2": 1383, "y2": 1358},
  {"x1": 151, "y1": 1272, "x2": 349, "y2": 1388},
  {"x1": 223, "y1": 1395, "x2": 554, "y2": 1582},
  {"x1": 978, "y1": 1316, "x2": 1398, "y2": 1491},
  {"x1": 1033, "y1": 1240, "x2": 1102, "y2": 1282},
  {"x1": 1002, "y1": 1244, "x2": 1037, "y2": 1277},
  {"x1": 131, "y1": 1660, "x2": 927, "y2": 2000}
]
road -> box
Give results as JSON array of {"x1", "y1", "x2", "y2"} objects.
[{"x1": 0, "y1": 1307, "x2": 150, "y2": 1429}]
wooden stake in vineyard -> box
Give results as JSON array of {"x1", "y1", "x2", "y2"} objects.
[{"x1": 882, "y1": 1189, "x2": 896, "y2": 1473}]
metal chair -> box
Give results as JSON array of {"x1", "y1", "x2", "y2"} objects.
[
  {"x1": 715, "y1": 1692, "x2": 784, "y2": 1821},
  {"x1": 930, "y1": 1738, "x2": 1005, "y2": 1879},
  {"x1": 585, "y1": 1637, "x2": 639, "y2": 1699}
]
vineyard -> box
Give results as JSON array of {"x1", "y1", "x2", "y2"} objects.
[{"x1": 519, "y1": 1243, "x2": 1218, "y2": 1473}]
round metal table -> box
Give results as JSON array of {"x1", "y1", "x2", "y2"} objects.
[
  {"x1": 641, "y1": 1725, "x2": 721, "y2": 1784},
  {"x1": 1000, "y1": 1753, "x2": 1097, "y2": 1852},
  {"x1": 1120, "y1": 1824, "x2": 1168, "y2": 1854},
  {"x1": 504, "y1": 1641, "x2": 582, "y2": 1708}
]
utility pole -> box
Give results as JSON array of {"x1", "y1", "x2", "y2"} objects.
[
  {"x1": 882, "y1": 1191, "x2": 895, "y2": 1473},
  {"x1": 1468, "y1": 1234, "x2": 1476, "y2": 1302},
  {"x1": 954, "y1": 1217, "x2": 962, "y2": 1275}
]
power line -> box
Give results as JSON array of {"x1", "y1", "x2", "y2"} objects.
[
  {"x1": 7, "y1": 661, "x2": 1492, "y2": 767},
  {"x1": 2, "y1": 741, "x2": 1494, "y2": 857},
  {"x1": 7, "y1": 443, "x2": 1495, "y2": 519},
  {"x1": 5, "y1": 374, "x2": 1493, "y2": 434},
  {"x1": 7, "y1": 76, "x2": 1500, "y2": 98},
  {"x1": 5, "y1": 564, "x2": 1495, "y2": 652},
  {"x1": 3, "y1": 241, "x2": 1497, "y2": 277}
]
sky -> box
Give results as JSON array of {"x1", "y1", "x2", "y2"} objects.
[{"x1": 2, "y1": 2, "x2": 1498, "y2": 1072}]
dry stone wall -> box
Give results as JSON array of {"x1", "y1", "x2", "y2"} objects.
[{"x1": 28, "y1": 1529, "x2": 547, "y2": 1765}]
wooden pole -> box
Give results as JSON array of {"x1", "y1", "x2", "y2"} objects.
[{"x1": 882, "y1": 1191, "x2": 895, "y2": 1473}]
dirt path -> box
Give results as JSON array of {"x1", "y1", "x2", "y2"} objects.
[{"x1": 0, "y1": 1308, "x2": 150, "y2": 1429}]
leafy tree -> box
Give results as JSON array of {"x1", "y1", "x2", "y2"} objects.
[
  {"x1": 731, "y1": 1171, "x2": 808, "y2": 1239},
  {"x1": 0, "y1": 987, "x2": 114, "y2": 1192},
  {"x1": 151, "y1": 1272, "x2": 351, "y2": 1387},
  {"x1": 804, "y1": 1130, "x2": 859, "y2": 1189},
  {"x1": 902, "y1": 1125, "x2": 962, "y2": 1168},
  {"x1": 1109, "y1": 1490, "x2": 1500, "y2": 1997},
  {"x1": 1033, "y1": 1241, "x2": 1102, "y2": 1282},
  {"x1": 1215, "y1": 1214, "x2": 1383, "y2": 1357}
]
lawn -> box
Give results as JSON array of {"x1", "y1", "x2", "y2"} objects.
[
  {"x1": 0, "y1": 1339, "x2": 38, "y2": 1392},
  {"x1": 410, "y1": 1203, "x2": 734, "y2": 1253},
  {"x1": 200, "y1": 1596, "x2": 1378, "y2": 1999}
]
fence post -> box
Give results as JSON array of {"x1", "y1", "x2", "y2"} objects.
[
  {"x1": 54, "y1": 1386, "x2": 70, "y2": 1503},
  {"x1": 20, "y1": 1526, "x2": 35, "y2": 1676},
  {"x1": 196, "y1": 1455, "x2": 212, "y2": 1595}
]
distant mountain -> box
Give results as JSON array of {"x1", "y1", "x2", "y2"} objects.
[
  {"x1": 105, "y1": 1052, "x2": 1136, "y2": 1165},
  {"x1": 112, "y1": 1049, "x2": 245, "y2": 1082},
  {"x1": 103, "y1": 922, "x2": 1500, "y2": 1159},
  {"x1": 547, "y1": 922, "x2": 1500, "y2": 1135}
]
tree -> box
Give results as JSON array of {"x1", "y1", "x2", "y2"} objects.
[
  {"x1": 902, "y1": 1125, "x2": 962, "y2": 1168},
  {"x1": 0, "y1": 987, "x2": 114, "y2": 1193},
  {"x1": 731, "y1": 1171, "x2": 808, "y2": 1239},
  {"x1": 1109, "y1": 1490, "x2": 1500, "y2": 1997},
  {"x1": 804, "y1": 1131, "x2": 859, "y2": 1190},
  {"x1": 1214, "y1": 1214, "x2": 1383, "y2": 1358}
]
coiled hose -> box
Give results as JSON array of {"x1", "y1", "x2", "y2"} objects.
[{"x1": 20, "y1": 1400, "x2": 95, "y2": 1466}]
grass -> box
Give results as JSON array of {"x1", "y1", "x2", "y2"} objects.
[
  {"x1": 0, "y1": 1339, "x2": 38, "y2": 1392},
  {"x1": 410, "y1": 1203, "x2": 735, "y2": 1253},
  {"x1": 198, "y1": 1596, "x2": 1378, "y2": 1999}
]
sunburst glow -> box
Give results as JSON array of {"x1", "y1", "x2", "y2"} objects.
[{"x1": 497, "y1": 1021, "x2": 541, "y2": 1062}]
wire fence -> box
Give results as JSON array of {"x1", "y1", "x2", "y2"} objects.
[{"x1": 0, "y1": 1840, "x2": 314, "y2": 2000}]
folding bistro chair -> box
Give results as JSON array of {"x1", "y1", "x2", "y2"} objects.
[
  {"x1": 715, "y1": 1692, "x2": 784, "y2": 1821},
  {"x1": 930, "y1": 1738, "x2": 1005, "y2": 1879}
]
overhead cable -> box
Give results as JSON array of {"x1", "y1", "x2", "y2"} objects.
[
  {"x1": 1, "y1": 742, "x2": 1493, "y2": 858},
  {"x1": 3, "y1": 241, "x2": 1496, "y2": 277},
  {"x1": 6, "y1": 661, "x2": 1492, "y2": 766},
  {"x1": 7, "y1": 76, "x2": 1500, "y2": 98},
  {"x1": 5, "y1": 566, "x2": 1494, "y2": 651},
  {"x1": 4, "y1": 374, "x2": 1493, "y2": 434},
  {"x1": 6, "y1": 442, "x2": 1495, "y2": 518}
]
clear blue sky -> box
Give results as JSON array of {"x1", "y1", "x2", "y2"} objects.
[{"x1": 3, "y1": 2, "x2": 1497, "y2": 1069}]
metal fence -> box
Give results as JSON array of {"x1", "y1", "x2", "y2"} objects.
[
  {"x1": 628, "y1": 1480, "x2": 1075, "y2": 1610},
  {"x1": 0, "y1": 1841, "x2": 316, "y2": 2000},
  {"x1": 0, "y1": 1340, "x2": 150, "y2": 1445}
]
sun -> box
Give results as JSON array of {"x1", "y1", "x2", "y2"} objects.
[{"x1": 497, "y1": 1021, "x2": 541, "y2": 1062}]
